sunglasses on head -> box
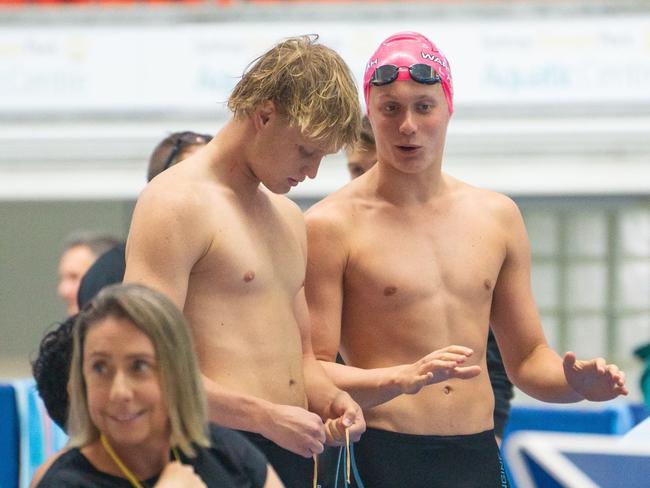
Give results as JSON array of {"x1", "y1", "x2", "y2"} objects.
[
  {"x1": 162, "y1": 132, "x2": 211, "y2": 172},
  {"x1": 369, "y1": 63, "x2": 441, "y2": 87}
]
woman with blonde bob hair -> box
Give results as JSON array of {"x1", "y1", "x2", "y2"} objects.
[{"x1": 37, "y1": 283, "x2": 283, "y2": 487}]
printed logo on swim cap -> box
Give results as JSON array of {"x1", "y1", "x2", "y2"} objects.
[
  {"x1": 367, "y1": 52, "x2": 449, "y2": 71},
  {"x1": 420, "y1": 51, "x2": 449, "y2": 70},
  {"x1": 366, "y1": 59, "x2": 379, "y2": 70},
  {"x1": 363, "y1": 31, "x2": 454, "y2": 115}
]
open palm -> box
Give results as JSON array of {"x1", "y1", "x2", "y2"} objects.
[{"x1": 563, "y1": 351, "x2": 628, "y2": 401}]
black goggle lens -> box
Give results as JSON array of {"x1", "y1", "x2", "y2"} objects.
[{"x1": 370, "y1": 64, "x2": 441, "y2": 87}]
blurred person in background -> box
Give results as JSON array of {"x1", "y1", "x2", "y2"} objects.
[
  {"x1": 57, "y1": 232, "x2": 122, "y2": 315},
  {"x1": 33, "y1": 315, "x2": 77, "y2": 434},
  {"x1": 345, "y1": 116, "x2": 376, "y2": 180},
  {"x1": 146, "y1": 131, "x2": 213, "y2": 184}
]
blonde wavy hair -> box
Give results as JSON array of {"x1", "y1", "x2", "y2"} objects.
[
  {"x1": 228, "y1": 34, "x2": 361, "y2": 151},
  {"x1": 67, "y1": 283, "x2": 209, "y2": 457}
]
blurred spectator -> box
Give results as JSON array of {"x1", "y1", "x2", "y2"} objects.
[
  {"x1": 32, "y1": 314, "x2": 77, "y2": 431},
  {"x1": 345, "y1": 115, "x2": 376, "y2": 179},
  {"x1": 147, "y1": 130, "x2": 213, "y2": 183},
  {"x1": 56, "y1": 232, "x2": 121, "y2": 315}
]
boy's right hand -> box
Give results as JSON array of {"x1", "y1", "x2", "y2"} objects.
[
  {"x1": 397, "y1": 345, "x2": 482, "y2": 395},
  {"x1": 262, "y1": 404, "x2": 326, "y2": 458}
]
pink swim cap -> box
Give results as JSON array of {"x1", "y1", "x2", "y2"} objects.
[{"x1": 363, "y1": 31, "x2": 453, "y2": 115}]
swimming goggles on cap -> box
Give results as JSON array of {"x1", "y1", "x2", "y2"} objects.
[{"x1": 369, "y1": 63, "x2": 441, "y2": 87}]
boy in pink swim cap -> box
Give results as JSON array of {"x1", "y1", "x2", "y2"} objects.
[
  {"x1": 363, "y1": 31, "x2": 454, "y2": 116},
  {"x1": 305, "y1": 31, "x2": 627, "y2": 487}
]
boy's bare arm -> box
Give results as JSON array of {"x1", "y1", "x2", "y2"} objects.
[
  {"x1": 490, "y1": 197, "x2": 626, "y2": 401},
  {"x1": 123, "y1": 184, "x2": 204, "y2": 305}
]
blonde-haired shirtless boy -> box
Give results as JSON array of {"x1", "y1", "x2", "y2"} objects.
[{"x1": 125, "y1": 35, "x2": 365, "y2": 486}]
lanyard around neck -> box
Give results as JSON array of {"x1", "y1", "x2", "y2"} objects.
[{"x1": 100, "y1": 433, "x2": 180, "y2": 488}]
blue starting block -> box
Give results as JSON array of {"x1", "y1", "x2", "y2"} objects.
[{"x1": 505, "y1": 431, "x2": 650, "y2": 487}]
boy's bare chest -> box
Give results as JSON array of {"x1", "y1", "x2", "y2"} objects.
[
  {"x1": 192, "y1": 203, "x2": 304, "y2": 295},
  {"x1": 345, "y1": 214, "x2": 505, "y2": 304}
]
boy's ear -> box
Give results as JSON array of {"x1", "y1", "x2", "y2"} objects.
[{"x1": 253, "y1": 100, "x2": 276, "y2": 130}]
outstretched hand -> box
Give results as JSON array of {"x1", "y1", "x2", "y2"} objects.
[
  {"x1": 397, "y1": 345, "x2": 482, "y2": 395},
  {"x1": 563, "y1": 351, "x2": 628, "y2": 401}
]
